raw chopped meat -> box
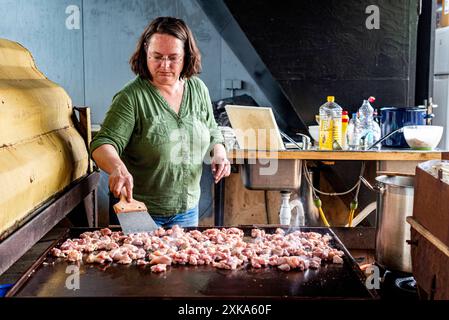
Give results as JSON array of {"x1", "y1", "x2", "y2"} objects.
[
  {"x1": 151, "y1": 264, "x2": 167, "y2": 273},
  {"x1": 52, "y1": 226, "x2": 344, "y2": 273}
]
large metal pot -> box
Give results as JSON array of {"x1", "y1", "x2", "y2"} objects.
[{"x1": 361, "y1": 175, "x2": 414, "y2": 273}]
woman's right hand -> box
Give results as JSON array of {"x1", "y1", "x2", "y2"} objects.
[
  {"x1": 91, "y1": 144, "x2": 134, "y2": 202},
  {"x1": 109, "y1": 164, "x2": 134, "y2": 202}
]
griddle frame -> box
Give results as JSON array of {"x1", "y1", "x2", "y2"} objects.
[{"x1": 0, "y1": 171, "x2": 100, "y2": 276}]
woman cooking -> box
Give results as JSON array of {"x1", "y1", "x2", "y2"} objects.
[{"x1": 90, "y1": 17, "x2": 230, "y2": 228}]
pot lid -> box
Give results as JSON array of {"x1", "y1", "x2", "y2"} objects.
[{"x1": 380, "y1": 106, "x2": 426, "y2": 111}]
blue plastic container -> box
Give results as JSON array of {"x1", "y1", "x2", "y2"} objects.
[
  {"x1": 380, "y1": 107, "x2": 427, "y2": 147},
  {"x1": 0, "y1": 284, "x2": 13, "y2": 297}
]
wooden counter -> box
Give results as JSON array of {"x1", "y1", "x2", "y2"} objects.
[
  {"x1": 228, "y1": 149, "x2": 445, "y2": 161},
  {"x1": 215, "y1": 148, "x2": 447, "y2": 229}
]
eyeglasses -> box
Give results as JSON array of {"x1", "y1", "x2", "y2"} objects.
[{"x1": 148, "y1": 54, "x2": 183, "y2": 65}]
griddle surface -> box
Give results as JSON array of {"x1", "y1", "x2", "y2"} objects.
[{"x1": 10, "y1": 227, "x2": 377, "y2": 299}]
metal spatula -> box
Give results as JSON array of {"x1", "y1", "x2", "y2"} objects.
[{"x1": 113, "y1": 192, "x2": 158, "y2": 234}]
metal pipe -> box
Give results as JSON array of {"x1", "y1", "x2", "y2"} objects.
[
  {"x1": 367, "y1": 127, "x2": 404, "y2": 150},
  {"x1": 296, "y1": 133, "x2": 311, "y2": 150},
  {"x1": 359, "y1": 176, "x2": 384, "y2": 194}
]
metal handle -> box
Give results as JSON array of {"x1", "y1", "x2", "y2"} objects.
[
  {"x1": 367, "y1": 127, "x2": 404, "y2": 150},
  {"x1": 360, "y1": 176, "x2": 384, "y2": 194}
]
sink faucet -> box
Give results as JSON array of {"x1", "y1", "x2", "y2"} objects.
[
  {"x1": 280, "y1": 130, "x2": 311, "y2": 150},
  {"x1": 296, "y1": 133, "x2": 311, "y2": 150}
]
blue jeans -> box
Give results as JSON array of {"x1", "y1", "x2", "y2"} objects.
[{"x1": 151, "y1": 206, "x2": 199, "y2": 228}]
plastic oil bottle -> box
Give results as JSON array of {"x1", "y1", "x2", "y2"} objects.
[{"x1": 319, "y1": 96, "x2": 343, "y2": 150}]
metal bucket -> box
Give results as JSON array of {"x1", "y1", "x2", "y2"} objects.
[{"x1": 361, "y1": 175, "x2": 414, "y2": 273}]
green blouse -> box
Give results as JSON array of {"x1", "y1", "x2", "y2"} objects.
[{"x1": 90, "y1": 76, "x2": 224, "y2": 216}]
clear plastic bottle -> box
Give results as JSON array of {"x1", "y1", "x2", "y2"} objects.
[
  {"x1": 358, "y1": 98, "x2": 376, "y2": 149},
  {"x1": 319, "y1": 96, "x2": 343, "y2": 150},
  {"x1": 373, "y1": 109, "x2": 381, "y2": 143},
  {"x1": 346, "y1": 113, "x2": 361, "y2": 150}
]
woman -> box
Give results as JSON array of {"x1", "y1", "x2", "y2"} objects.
[{"x1": 90, "y1": 17, "x2": 230, "y2": 227}]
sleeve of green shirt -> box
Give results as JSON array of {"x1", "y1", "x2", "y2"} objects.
[
  {"x1": 198, "y1": 79, "x2": 224, "y2": 150},
  {"x1": 89, "y1": 91, "x2": 136, "y2": 157}
]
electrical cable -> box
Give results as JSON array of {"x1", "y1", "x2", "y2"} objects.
[
  {"x1": 303, "y1": 161, "x2": 365, "y2": 196},
  {"x1": 303, "y1": 161, "x2": 366, "y2": 227},
  {"x1": 348, "y1": 161, "x2": 366, "y2": 227}
]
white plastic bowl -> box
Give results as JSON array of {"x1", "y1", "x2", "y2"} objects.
[
  {"x1": 308, "y1": 125, "x2": 320, "y2": 143},
  {"x1": 403, "y1": 125, "x2": 443, "y2": 150}
]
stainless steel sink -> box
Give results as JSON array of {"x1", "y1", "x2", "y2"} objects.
[
  {"x1": 240, "y1": 159, "x2": 302, "y2": 191},
  {"x1": 238, "y1": 132, "x2": 309, "y2": 191}
]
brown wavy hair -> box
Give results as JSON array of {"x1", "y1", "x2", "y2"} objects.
[{"x1": 129, "y1": 17, "x2": 202, "y2": 80}]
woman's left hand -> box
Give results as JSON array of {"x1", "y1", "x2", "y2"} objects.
[{"x1": 211, "y1": 144, "x2": 231, "y2": 183}]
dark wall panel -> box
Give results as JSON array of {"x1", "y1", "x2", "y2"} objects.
[
  {"x1": 281, "y1": 79, "x2": 410, "y2": 116},
  {"x1": 225, "y1": 0, "x2": 419, "y2": 124}
]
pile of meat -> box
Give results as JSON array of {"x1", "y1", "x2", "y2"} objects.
[{"x1": 51, "y1": 226, "x2": 344, "y2": 273}]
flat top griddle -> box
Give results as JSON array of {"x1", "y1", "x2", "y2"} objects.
[{"x1": 7, "y1": 227, "x2": 378, "y2": 299}]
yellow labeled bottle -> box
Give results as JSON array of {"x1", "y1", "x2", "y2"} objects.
[{"x1": 319, "y1": 96, "x2": 343, "y2": 150}]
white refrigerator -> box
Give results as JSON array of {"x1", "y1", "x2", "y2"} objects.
[{"x1": 434, "y1": 26, "x2": 449, "y2": 149}]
